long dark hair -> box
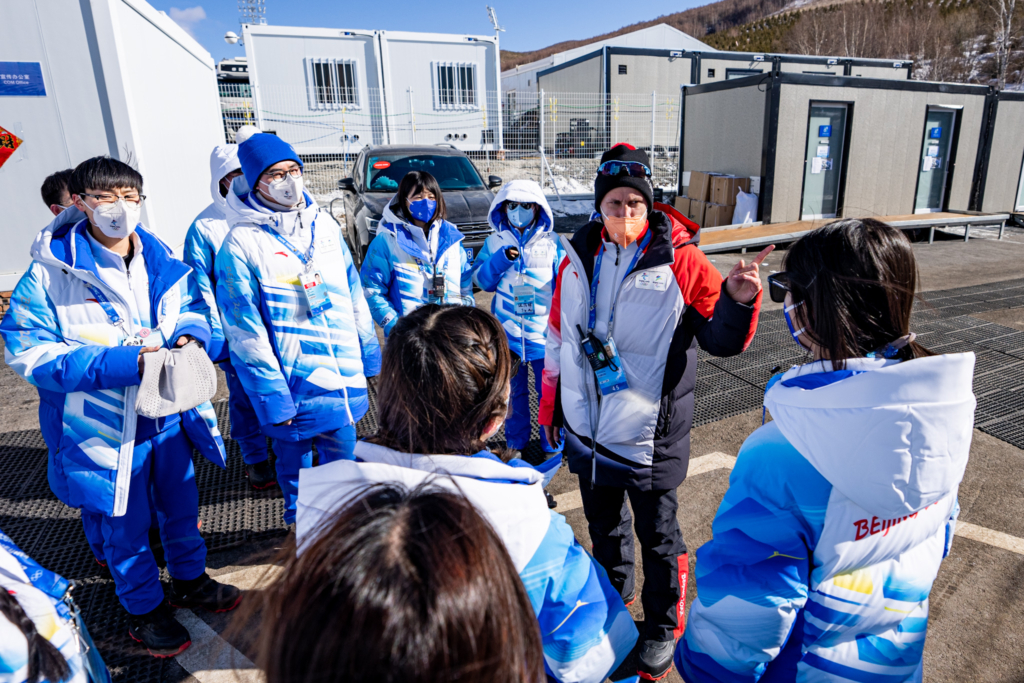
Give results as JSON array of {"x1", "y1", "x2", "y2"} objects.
[
  {"x1": 392, "y1": 170, "x2": 447, "y2": 224},
  {"x1": 784, "y1": 218, "x2": 932, "y2": 368},
  {"x1": 0, "y1": 589, "x2": 71, "y2": 683},
  {"x1": 371, "y1": 305, "x2": 511, "y2": 456},
  {"x1": 235, "y1": 484, "x2": 544, "y2": 683}
]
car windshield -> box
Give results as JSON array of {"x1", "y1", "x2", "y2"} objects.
[{"x1": 365, "y1": 154, "x2": 486, "y2": 192}]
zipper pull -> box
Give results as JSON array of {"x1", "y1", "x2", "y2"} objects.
[{"x1": 615, "y1": 244, "x2": 620, "y2": 266}]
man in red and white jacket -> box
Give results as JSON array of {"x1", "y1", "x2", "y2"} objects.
[{"x1": 540, "y1": 144, "x2": 770, "y2": 681}]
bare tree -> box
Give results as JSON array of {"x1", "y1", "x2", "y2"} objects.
[{"x1": 989, "y1": 0, "x2": 1020, "y2": 89}]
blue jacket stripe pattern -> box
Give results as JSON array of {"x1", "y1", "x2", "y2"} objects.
[
  {"x1": 1, "y1": 214, "x2": 224, "y2": 517},
  {"x1": 215, "y1": 189, "x2": 380, "y2": 436},
  {"x1": 520, "y1": 512, "x2": 637, "y2": 681},
  {"x1": 360, "y1": 203, "x2": 474, "y2": 335}
]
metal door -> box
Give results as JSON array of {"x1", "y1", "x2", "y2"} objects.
[
  {"x1": 800, "y1": 104, "x2": 848, "y2": 220},
  {"x1": 914, "y1": 108, "x2": 957, "y2": 214}
]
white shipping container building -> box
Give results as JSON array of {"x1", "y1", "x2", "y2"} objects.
[
  {"x1": 0, "y1": 0, "x2": 223, "y2": 292},
  {"x1": 241, "y1": 24, "x2": 503, "y2": 154}
]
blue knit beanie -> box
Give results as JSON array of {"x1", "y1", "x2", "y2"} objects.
[{"x1": 238, "y1": 134, "x2": 303, "y2": 189}]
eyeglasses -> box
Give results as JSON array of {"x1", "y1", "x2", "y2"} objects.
[
  {"x1": 261, "y1": 167, "x2": 303, "y2": 183},
  {"x1": 80, "y1": 192, "x2": 145, "y2": 206},
  {"x1": 767, "y1": 272, "x2": 793, "y2": 303},
  {"x1": 597, "y1": 160, "x2": 652, "y2": 179},
  {"x1": 505, "y1": 201, "x2": 537, "y2": 211}
]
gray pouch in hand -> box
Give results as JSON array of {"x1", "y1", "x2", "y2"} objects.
[{"x1": 135, "y1": 342, "x2": 217, "y2": 418}]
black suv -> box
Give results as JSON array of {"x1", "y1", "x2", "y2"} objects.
[{"x1": 338, "y1": 145, "x2": 502, "y2": 267}]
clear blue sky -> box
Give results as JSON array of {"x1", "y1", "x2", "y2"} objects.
[{"x1": 148, "y1": 0, "x2": 713, "y2": 63}]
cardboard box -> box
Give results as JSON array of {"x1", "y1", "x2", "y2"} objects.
[
  {"x1": 687, "y1": 171, "x2": 718, "y2": 202},
  {"x1": 674, "y1": 196, "x2": 691, "y2": 215},
  {"x1": 704, "y1": 203, "x2": 733, "y2": 228},
  {"x1": 711, "y1": 175, "x2": 752, "y2": 206},
  {"x1": 687, "y1": 200, "x2": 708, "y2": 227}
]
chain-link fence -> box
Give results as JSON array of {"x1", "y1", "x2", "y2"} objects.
[{"x1": 218, "y1": 85, "x2": 681, "y2": 199}]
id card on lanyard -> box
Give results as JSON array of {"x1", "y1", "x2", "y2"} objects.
[
  {"x1": 580, "y1": 230, "x2": 653, "y2": 396},
  {"x1": 512, "y1": 228, "x2": 538, "y2": 316},
  {"x1": 263, "y1": 215, "x2": 333, "y2": 318},
  {"x1": 83, "y1": 282, "x2": 137, "y2": 346}
]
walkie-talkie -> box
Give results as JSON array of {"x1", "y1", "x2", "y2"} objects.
[
  {"x1": 432, "y1": 272, "x2": 446, "y2": 299},
  {"x1": 577, "y1": 324, "x2": 610, "y2": 372}
]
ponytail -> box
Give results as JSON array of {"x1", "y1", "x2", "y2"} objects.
[{"x1": 0, "y1": 589, "x2": 71, "y2": 683}]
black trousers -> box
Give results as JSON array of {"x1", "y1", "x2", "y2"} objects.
[{"x1": 578, "y1": 473, "x2": 687, "y2": 642}]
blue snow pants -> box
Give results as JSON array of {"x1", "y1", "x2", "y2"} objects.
[
  {"x1": 267, "y1": 424, "x2": 357, "y2": 525},
  {"x1": 222, "y1": 360, "x2": 270, "y2": 466}
]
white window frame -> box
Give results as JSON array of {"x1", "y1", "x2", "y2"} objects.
[
  {"x1": 305, "y1": 57, "x2": 360, "y2": 110},
  {"x1": 432, "y1": 62, "x2": 480, "y2": 110}
]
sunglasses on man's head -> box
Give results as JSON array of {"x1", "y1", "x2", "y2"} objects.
[
  {"x1": 767, "y1": 272, "x2": 793, "y2": 304},
  {"x1": 597, "y1": 160, "x2": 652, "y2": 179}
]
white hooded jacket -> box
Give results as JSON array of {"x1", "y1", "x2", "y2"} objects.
[{"x1": 181, "y1": 145, "x2": 242, "y2": 362}]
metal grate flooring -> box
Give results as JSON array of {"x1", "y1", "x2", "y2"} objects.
[{"x1": 3, "y1": 278, "x2": 1024, "y2": 681}]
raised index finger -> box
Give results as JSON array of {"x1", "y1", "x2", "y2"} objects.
[{"x1": 750, "y1": 244, "x2": 775, "y2": 267}]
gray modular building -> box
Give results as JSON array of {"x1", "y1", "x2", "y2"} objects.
[
  {"x1": 535, "y1": 48, "x2": 912, "y2": 96},
  {"x1": 679, "y1": 72, "x2": 993, "y2": 224},
  {"x1": 975, "y1": 90, "x2": 1024, "y2": 215}
]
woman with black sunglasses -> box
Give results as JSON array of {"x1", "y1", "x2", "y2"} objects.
[
  {"x1": 539, "y1": 143, "x2": 770, "y2": 680},
  {"x1": 678, "y1": 218, "x2": 973, "y2": 683}
]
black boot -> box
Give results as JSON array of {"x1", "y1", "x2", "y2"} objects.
[
  {"x1": 170, "y1": 573, "x2": 242, "y2": 613},
  {"x1": 245, "y1": 459, "x2": 277, "y2": 490},
  {"x1": 637, "y1": 638, "x2": 675, "y2": 681},
  {"x1": 128, "y1": 603, "x2": 191, "y2": 657}
]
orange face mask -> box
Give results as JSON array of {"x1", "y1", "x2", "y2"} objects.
[{"x1": 601, "y1": 210, "x2": 648, "y2": 247}]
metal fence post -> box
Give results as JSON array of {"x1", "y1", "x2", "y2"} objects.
[
  {"x1": 408, "y1": 87, "x2": 416, "y2": 144},
  {"x1": 539, "y1": 89, "x2": 545, "y2": 189},
  {"x1": 650, "y1": 91, "x2": 657, "y2": 155}
]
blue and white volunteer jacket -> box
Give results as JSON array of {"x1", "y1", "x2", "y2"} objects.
[
  {"x1": 678, "y1": 353, "x2": 975, "y2": 683},
  {"x1": 473, "y1": 180, "x2": 563, "y2": 361},
  {"x1": 296, "y1": 441, "x2": 638, "y2": 683},
  {"x1": 0, "y1": 210, "x2": 226, "y2": 517},
  {"x1": 182, "y1": 144, "x2": 241, "y2": 363},
  {"x1": 360, "y1": 202, "x2": 474, "y2": 336},
  {"x1": 215, "y1": 183, "x2": 381, "y2": 436},
  {"x1": 0, "y1": 528, "x2": 105, "y2": 683}
]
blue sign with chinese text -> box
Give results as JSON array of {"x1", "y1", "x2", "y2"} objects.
[
  {"x1": 0, "y1": 63, "x2": 46, "y2": 97},
  {"x1": 930, "y1": 127, "x2": 942, "y2": 139},
  {"x1": 819, "y1": 125, "x2": 832, "y2": 137}
]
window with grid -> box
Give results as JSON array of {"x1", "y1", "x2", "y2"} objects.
[
  {"x1": 307, "y1": 58, "x2": 359, "y2": 109},
  {"x1": 434, "y1": 62, "x2": 478, "y2": 109}
]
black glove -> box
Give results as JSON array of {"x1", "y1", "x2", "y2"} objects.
[{"x1": 505, "y1": 246, "x2": 520, "y2": 260}]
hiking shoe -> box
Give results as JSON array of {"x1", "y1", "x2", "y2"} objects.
[
  {"x1": 622, "y1": 590, "x2": 636, "y2": 607},
  {"x1": 245, "y1": 460, "x2": 277, "y2": 490},
  {"x1": 170, "y1": 573, "x2": 242, "y2": 613},
  {"x1": 128, "y1": 603, "x2": 191, "y2": 657},
  {"x1": 545, "y1": 490, "x2": 558, "y2": 509},
  {"x1": 637, "y1": 638, "x2": 675, "y2": 681}
]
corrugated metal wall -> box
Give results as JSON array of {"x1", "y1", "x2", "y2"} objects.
[
  {"x1": 537, "y1": 55, "x2": 602, "y2": 94},
  {"x1": 607, "y1": 54, "x2": 694, "y2": 93}
]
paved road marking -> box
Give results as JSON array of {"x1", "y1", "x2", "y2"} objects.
[
  {"x1": 955, "y1": 521, "x2": 1024, "y2": 555},
  {"x1": 552, "y1": 451, "x2": 1024, "y2": 557},
  {"x1": 552, "y1": 452, "x2": 736, "y2": 512},
  {"x1": 174, "y1": 609, "x2": 262, "y2": 682}
]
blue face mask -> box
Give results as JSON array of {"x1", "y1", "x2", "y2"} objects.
[
  {"x1": 408, "y1": 198, "x2": 437, "y2": 223},
  {"x1": 784, "y1": 301, "x2": 807, "y2": 350},
  {"x1": 507, "y1": 204, "x2": 535, "y2": 229}
]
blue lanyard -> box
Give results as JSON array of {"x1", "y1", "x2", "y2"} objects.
[
  {"x1": 83, "y1": 282, "x2": 124, "y2": 327},
  {"x1": 587, "y1": 229, "x2": 653, "y2": 334},
  {"x1": 262, "y1": 214, "x2": 317, "y2": 268},
  {"x1": 511, "y1": 222, "x2": 538, "y2": 277}
]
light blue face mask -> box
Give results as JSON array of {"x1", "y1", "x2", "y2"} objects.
[
  {"x1": 408, "y1": 198, "x2": 437, "y2": 223},
  {"x1": 507, "y1": 204, "x2": 535, "y2": 229},
  {"x1": 784, "y1": 300, "x2": 807, "y2": 350}
]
